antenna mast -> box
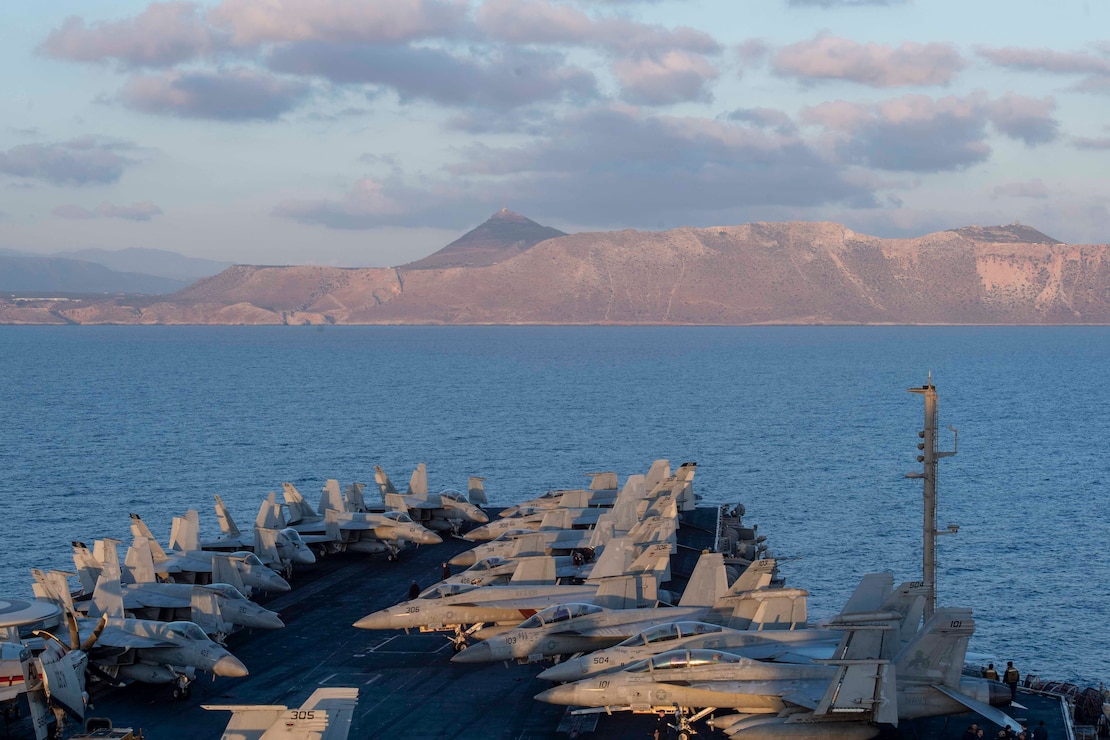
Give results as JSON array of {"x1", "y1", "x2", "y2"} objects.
[{"x1": 905, "y1": 372, "x2": 959, "y2": 619}]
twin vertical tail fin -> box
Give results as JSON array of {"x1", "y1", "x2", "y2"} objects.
[
  {"x1": 71, "y1": 541, "x2": 103, "y2": 593},
  {"x1": 130, "y1": 513, "x2": 168, "y2": 561},
  {"x1": 374, "y1": 466, "x2": 398, "y2": 498},
  {"x1": 893, "y1": 607, "x2": 974, "y2": 688},
  {"x1": 282, "y1": 483, "x2": 316, "y2": 524},
  {"x1": 215, "y1": 495, "x2": 241, "y2": 537},
  {"x1": 677, "y1": 551, "x2": 728, "y2": 608},
  {"x1": 468, "y1": 477, "x2": 487, "y2": 506},
  {"x1": 407, "y1": 463, "x2": 428, "y2": 497},
  {"x1": 169, "y1": 510, "x2": 201, "y2": 552},
  {"x1": 89, "y1": 539, "x2": 125, "y2": 619}
]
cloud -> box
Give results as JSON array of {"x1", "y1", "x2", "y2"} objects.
[
  {"x1": 39, "y1": 2, "x2": 220, "y2": 68},
  {"x1": 990, "y1": 179, "x2": 1050, "y2": 199},
  {"x1": 976, "y1": 46, "x2": 1110, "y2": 75},
  {"x1": 1072, "y1": 135, "x2": 1110, "y2": 149},
  {"x1": 476, "y1": 0, "x2": 720, "y2": 56},
  {"x1": 53, "y1": 201, "x2": 164, "y2": 220},
  {"x1": 120, "y1": 69, "x2": 312, "y2": 120},
  {"x1": 614, "y1": 51, "x2": 719, "y2": 105},
  {"x1": 269, "y1": 43, "x2": 597, "y2": 110},
  {"x1": 801, "y1": 92, "x2": 1058, "y2": 172},
  {"x1": 0, "y1": 136, "x2": 136, "y2": 186},
  {"x1": 275, "y1": 105, "x2": 878, "y2": 230},
  {"x1": 726, "y1": 107, "x2": 797, "y2": 134},
  {"x1": 207, "y1": 0, "x2": 468, "y2": 46},
  {"x1": 773, "y1": 34, "x2": 965, "y2": 87}
]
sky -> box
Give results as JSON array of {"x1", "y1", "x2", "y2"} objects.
[{"x1": 2, "y1": 0, "x2": 1109, "y2": 268}]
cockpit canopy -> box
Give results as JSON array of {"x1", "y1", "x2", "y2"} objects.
[
  {"x1": 204, "y1": 584, "x2": 248, "y2": 600},
  {"x1": 518, "y1": 603, "x2": 604, "y2": 629},
  {"x1": 232, "y1": 551, "x2": 265, "y2": 567},
  {"x1": 419, "y1": 583, "x2": 480, "y2": 599},
  {"x1": 627, "y1": 649, "x2": 744, "y2": 673},
  {"x1": 617, "y1": 621, "x2": 724, "y2": 648},
  {"x1": 383, "y1": 510, "x2": 414, "y2": 523},
  {"x1": 162, "y1": 621, "x2": 211, "y2": 642},
  {"x1": 439, "y1": 490, "x2": 467, "y2": 503}
]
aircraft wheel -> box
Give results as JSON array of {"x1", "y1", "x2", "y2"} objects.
[
  {"x1": 172, "y1": 687, "x2": 183, "y2": 700},
  {"x1": 677, "y1": 732, "x2": 692, "y2": 740},
  {"x1": 452, "y1": 642, "x2": 467, "y2": 653}
]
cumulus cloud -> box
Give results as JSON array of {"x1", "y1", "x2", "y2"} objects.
[
  {"x1": 614, "y1": 51, "x2": 719, "y2": 105},
  {"x1": 1072, "y1": 135, "x2": 1110, "y2": 149},
  {"x1": 120, "y1": 69, "x2": 311, "y2": 120},
  {"x1": 269, "y1": 43, "x2": 597, "y2": 109},
  {"x1": 53, "y1": 200, "x2": 164, "y2": 220},
  {"x1": 801, "y1": 92, "x2": 1058, "y2": 172},
  {"x1": 0, "y1": 136, "x2": 136, "y2": 186},
  {"x1": 727, "y1": 107, "x2": 796, "y2": 131},
  {"x1": 39, "y1": 2, "x2": 221, "y2": 68},
  {"x1": 207, "y1": 0, "x2": 468, "y2": 46},
  {"x1": 275, "y1": 105, "x2": 878, "y2": 230},
  {"x1": 476, "y1": 0, "x2": 720, "y2": 56},
  {"x1": 990, "y1": 179, "x2": 1050, "y2": 199},
  {"x1": 773, "y1": 34, "x2": 965, "y2": 87}
]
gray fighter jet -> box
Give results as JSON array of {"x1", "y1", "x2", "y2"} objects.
[
  {"x1": 202, "y1": 496, "x2": 316, "y2": 578},
  {"x1": 71, "y1": 540, "x2": 284, "y2": 639},
  {"x1": 354, "y1": 540, "x2": 674, "y2": 651},
  {"x1": 128, "y1": 513, "x2": 290, "y2": 594},
  {"x1": 536, "y1": 608, "x2": 1018, "y2": 739},
  {"x1": 374, "y1": 464, "x2": 489, "y2": 534},
  {"x1": 450, "y1": 556, "x2": 792, "y2": 665},
  {"x1": 204, "y1": 687, "x2": 358, "y2": 740},
  {"x1": 31, "y1": 567, "x2": 249, "y2": 699},
  {"x1": 280, "y1": 480, "x2": 442, "y2": 560}
]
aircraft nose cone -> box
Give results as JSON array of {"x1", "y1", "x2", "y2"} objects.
[
  {"x1": 471, "y1": 509, "x2": 489, "y2": 524},
  {"x1": 534, "y1": 684, "x2": 578, "y2": 706},
  {"x1": 450, "y1": 551, "x2": 477, "y2": 567},
  {"x1": 295, "y1": 549, "x2": 316, "y2": 564},
  {"x1": 251, "y1": 610, "x2": 285, "y2": 630},
  {"x1": 354, "y1": 611, "x2": 390, "y2": 630},
  {"x1": 419, "y1": 530, "x2": 443, "y2": 545},
  {"x1": 463, "y1": 526, "x2": 491, "y2": 542},
  {"x1": 268, "y1": 574, "x2": 292, "y2": 592},
  {"x1": 212, "y1": 654, "x2": 249, "y2": 678},
  {"x1": 537, "y1": 659, "x2": 583, "y2": 682},
  {"x1": 450, "y1": 641, "x2": 492, "y2": 664}
]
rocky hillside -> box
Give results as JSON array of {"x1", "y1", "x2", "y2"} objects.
[
  {"x1": 4, "y1": 219, "x2": 1109, "y2": 325},
  {"x1": 402, "y1": 208, "x2": 566, "y2": 269}
]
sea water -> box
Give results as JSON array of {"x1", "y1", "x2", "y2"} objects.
[{"x1": 0, "y1": 325, "x2": 1106, "y2": 685}]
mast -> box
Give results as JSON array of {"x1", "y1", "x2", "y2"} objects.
[{"x1": 905, "y1": 373, "x2": 958, "y2": 619}]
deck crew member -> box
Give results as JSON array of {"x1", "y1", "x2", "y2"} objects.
[
  {"x1": 1003, "y1": 661, "x2": 1020, "y2": 700},
  {"x1": 984, "y1": 663, "x2": 1000, "y2": 680}
]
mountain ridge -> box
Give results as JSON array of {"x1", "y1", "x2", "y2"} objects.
[{"x1": 4, "y1": 217, "x2": 1108, "y2": 325}]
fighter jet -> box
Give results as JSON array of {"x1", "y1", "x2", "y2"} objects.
[
  {"x1": 537, "y1": 574, "x2": 919, "y2": 683},
  {"x1": 71, "y1": 540, "x2": 284, "y2": 639},
  {"x1": 202, "y1": 496, "x2": 315, "y2": 578},
  {"x1": 32, "y1": 567, "x2": 249, "y2": 699},
  {"x1": 451, "y1": 555, "x2": 795, "y2": 665},
  {"x1": 498, "y1": 468, "x2": 621, "y2": 518},
  {"x1": 354, "y1": 539, "x2": 675, "y2": 651},
  {"x1": 129, "y1": 513, "x2": 290, "y2": 595},
  {"x1": 374, "y1": 464, "x2": 489, "y2": 534},
  {"x1": 280, "y1": 480, "x2": 442, "y2": 560},
  {"x1": 204, "y1": 687, "x2": 358, "y2": 740},
  {"x1": 536, "y1": 608, "x2": 1019, "y2": 739}
]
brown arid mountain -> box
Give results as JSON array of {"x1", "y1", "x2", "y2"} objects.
[
  {"x1": 403, "y1": 208, "x2": 567, "y2": 269},
  {"x1": 3, "y1": 218, "x2": 1109, "y2": 325}
]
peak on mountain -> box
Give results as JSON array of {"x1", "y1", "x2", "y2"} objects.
[
  {"x1": 950, "y1": 223, "x2": 1062, "y2": 245},
  {"x1": 404, "y1": 209, "x2": 567, "y2": 270}
]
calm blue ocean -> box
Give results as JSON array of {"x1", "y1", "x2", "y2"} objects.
[{"x1": 1, "y1": 326, "x2": 1106, "y2": 685}]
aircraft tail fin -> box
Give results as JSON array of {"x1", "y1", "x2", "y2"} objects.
[
  {"x1": 587, "y1": 519, "x2": 615, "y2": 549},
  {"x1": 727, "y1": 558, "x2": 777, "y2": 595},
  {"x1": 508, "y1": 532, "x2": 550, "y2": 558},
  {"x1": 384, "y1": 493, "x2": 409, "y2": 515},
  {"x1": 123, "y1": 537, "x2": 157, "y2": 584},
  {"x1": 282, "y1": 483, "x2": 315, "y2": 524},
  {"x1": 319, "y1": 480, "x2": 344, "y2": 515},
  {"x1": 324, "y1": 509, "x2": 343, "y2": 543},
  {"x1": 212, "y1": 555, "x2": 249, "y2": 596},
  {"x1": 345, "y1": 482, "x2": 367, "y2": 512},
  {"x1": 724, "y1": 587, "x2": 808, "y2": 630},
  {"x1": 509, "y1": 556, "x2": 557, "y2": 585},
  {"x1": 33, "y1": 640, "x2": 89, "y2": 726},
  {"x1": 204, "y1": 687, "x2": 358, "y2": 740},
  {"x1": 255, "y1": 492, "x2": 286, "y2": 529},
  {"x1": 559, "y1": 489, "x2": 589, "y2": 510},
  {"x1": 539, "y1": 507, "x2": 573, "y2": 531},
  {"x1": 883, "y1": 581, "x2": 929, "y2": 645},
  {"x1": 585, "y1": 537, "x2": 635, "y2": 581},
  {"x1": 89, "y1": 539, "x2": 125, "y2": 619},
  {"x1": 677, "y1": 552, "x2": 728, "y2": 608},
  {"x1": 406, "y1": 463, "x2": 428, "y2": 496},
  {"x1": 31, "y1": 569, "x2": 77, "y2": 615},
  {"x1": 468, "y1": 477, "x2": 487, "y2": 506},
  {"x1": 129, "y1": 513, "x2": 168, "y2": 561},
  {"x1": 169, "y1": 510, "x2": 201, "y2": 552},
  {"x1": 190, "y1": 586, "x2": 230, "y2": 637},
  {"x1": 587, "y1": 471, "x2": 618, "y2": 491},
  {"x1": 836, "y1": 572, "x2": 894, "y2": 617},
  {"x1": 374, "y1": 465, "x2": 398, "y2": 498},
  {"x1": 300, "y1": 687, "x2": 358, "y2": 740},
  {"x1": 894, "y1": 607, "x2": 974, "y2": 688},
  {"x1": 215, "y1": 495, "x2": 241, "y2": 537},
  {"x1": 253, "y1": 528, "x2": 281, "y2": 568},
  {"x1": 624, "y1": 542, "x2": 673, "y2": 582},
  {"x1": 644, "y1": 459, "x2": 670, "y2": 491},
  {"x1": 593, "y1": 573, "x2": 659, "y2": 609},
  {"x1": 71, "y1": 541, "x2": 102, "y2": 594}
]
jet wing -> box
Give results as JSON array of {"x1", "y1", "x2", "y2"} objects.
[
  {"x1": 932, "y1": 683, "x2": 1022, "y2": 732},
  {"x1": 122, "y1": 589, "x2": 189, "y2": 609},
  {"x1": 93, "y1": 624, "x2": 178, "y2": 649}
]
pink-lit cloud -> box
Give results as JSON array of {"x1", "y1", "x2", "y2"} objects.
[
  {"x1": 120, "y1": 69, "x2": 311, "y2": 120},
  {"x1": 614, "y1": 51, "x2": 719, "y2": 105},
  {"x1": 773, "y1": 34, "x2": 965, "y2": 87},
  {"x1": 0, "y1": 137, "x2": 137, "y2": 186}
]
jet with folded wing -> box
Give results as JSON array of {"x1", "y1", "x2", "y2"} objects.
[{"x1": 374, "y1": 464, "x2": 489, "y2": 535}]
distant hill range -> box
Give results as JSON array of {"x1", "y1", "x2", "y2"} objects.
[
  {"x1": 0, "y1": 247, "x2": 232, "y2": 295},
  {"x1": 3, "y1": 214, "x2": 1109, "y2": 325}
]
